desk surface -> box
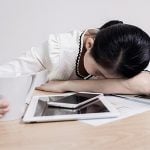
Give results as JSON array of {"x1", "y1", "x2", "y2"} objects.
[{"x1": 1, "y1": 91, "x2": 150, "y2": 150}]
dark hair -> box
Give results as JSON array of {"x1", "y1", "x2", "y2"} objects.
[{"x1": 91, "y1": 20, "x2": 150, "y2": 78}]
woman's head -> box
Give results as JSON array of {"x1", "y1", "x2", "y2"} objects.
[{"x1": 84, "y1": 20, "x2": 150, "y2": 78}]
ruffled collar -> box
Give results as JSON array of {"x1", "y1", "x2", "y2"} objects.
[{"x1": 75, "y1": 30, "x2": 93, "y2": 80}]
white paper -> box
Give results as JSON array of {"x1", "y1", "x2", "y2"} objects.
[
  {"x1": 0, "y1": 70, "x2": 48, "y2": 121},
  {"x1": 80, "y1": 96, "x2": 150, "y2": 126},
  {"x1": 25, "y1": 70, "x2": 48, "y2": 104},
  {"x1": 0, "y1": 75, "x2": 33, "y2": 121}
]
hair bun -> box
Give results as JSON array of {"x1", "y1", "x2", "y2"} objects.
[{"x1": 100, "y1": 20, "x2": 123, "y2": 30}]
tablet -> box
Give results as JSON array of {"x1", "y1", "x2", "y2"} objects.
[{"x1": 22, "y1": 92, "x2": 119, "y2": 123}]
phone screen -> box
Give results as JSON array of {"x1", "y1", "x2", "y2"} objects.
[
  {"x1": 48, "y1": 93, "x2": 99, "y2": 104},
  {"x1": 51, "y1": 95, "x2": 88, "y2": 104}
]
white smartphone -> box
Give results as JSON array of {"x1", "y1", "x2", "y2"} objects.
[{"x1": 46, "y1": 92, "x2": 102, "y2": 108}]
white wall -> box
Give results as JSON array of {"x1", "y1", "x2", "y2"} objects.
[{"x1": 0, "y1": 0, "x2": 150, "y2": 64}]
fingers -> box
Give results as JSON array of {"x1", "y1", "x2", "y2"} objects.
[
  {"x1": 36, "y1": 81, "x2": 52, "y2": 91},
  {"x1": 0, "y1": 100, "x2": 9, "y2": 117},
  {"x1": 0, "y1": 100, "x2": 9, "y2": 108},
  {"x1": 0, "y1": 107, "x2": 9, "y2": 115},
  {"x1": 35, "y1": 81, "x2": 66, "y2": 93},
  {"x1": 36, "y1": 84, "x2": 49, "y2": 91}
]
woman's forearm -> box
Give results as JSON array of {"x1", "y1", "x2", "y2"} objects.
[
  {"x1": 66, "y1": 72, "x2": 150, "y2": 95},
  {"x1": 65, "y1": 79, "x2": 133, "y2": 94},
  {"x1": 37, "y1": 72, "x2": 150, "y2": 95},
  {"x1": 37, "y1": 79, "x2": 131, "y2": 94}
]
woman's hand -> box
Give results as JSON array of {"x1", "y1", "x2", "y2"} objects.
[
  {"x1": 36, "y1": 80, "x2": 69, "y2": 93},
  {"x1": 125, "y1": 71, "x2": 150, "y2": 95},
  {"x1": 0, "y1": 98, "x2": 9, "y2": 118}
]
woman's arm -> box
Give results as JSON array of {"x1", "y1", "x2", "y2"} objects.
[
  {"x1": 0, "y1": 43, "x2": 48, "y2": 75},
  {"x1": 37, "y1": 71, "x2": 150, "y2": 95}
]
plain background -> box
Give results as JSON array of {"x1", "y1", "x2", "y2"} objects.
[{"x1": 0, "y1": 0, "x2": 150, "y2": 64}]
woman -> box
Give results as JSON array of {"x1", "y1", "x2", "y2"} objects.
[{"x1": 1, "y1": 20, "x2": 150, "y2": 117}]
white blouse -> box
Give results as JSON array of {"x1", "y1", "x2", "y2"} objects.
[{"x1": 0, "y1": 30, "x2": 87, "y2": 80}]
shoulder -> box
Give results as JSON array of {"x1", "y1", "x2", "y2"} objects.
[{"x1": 48, "y1": 30, "x2": 83, "y2": 49}]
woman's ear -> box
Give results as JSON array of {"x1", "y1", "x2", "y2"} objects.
[{"x1": 85, "y1": 37, "x2": 94, "y2": 51}]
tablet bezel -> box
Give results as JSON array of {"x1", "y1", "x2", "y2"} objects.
[{"x1": 22, "y1": 92, "x2": 119, "y2": 123}]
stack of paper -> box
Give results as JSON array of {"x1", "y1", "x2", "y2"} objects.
[{"x1": 80, "y1": 95, "x2": 150, "y2": 126}]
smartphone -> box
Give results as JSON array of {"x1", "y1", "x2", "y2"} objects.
[{"x1": 47, "y1": 92, "x2": 102, "y2": 108}]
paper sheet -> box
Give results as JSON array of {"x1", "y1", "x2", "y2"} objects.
[
  {"x1": 0, "y1": 70, "x2": 48, "y2": 121},
  {"x1": 80, "y1": 96, "x2": 150, "y2": 126}
]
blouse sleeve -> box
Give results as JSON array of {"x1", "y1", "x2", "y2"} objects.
[
  {"x1": 0, "y1": 43, "x2": 49, "y2": 75},
  {"x1": 0, "y1": 32, "x2": 69, "y2": 79}
]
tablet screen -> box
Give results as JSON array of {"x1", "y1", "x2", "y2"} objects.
[{"x1": 34, "y1": 99, "x2": 109, "y2": 117}]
